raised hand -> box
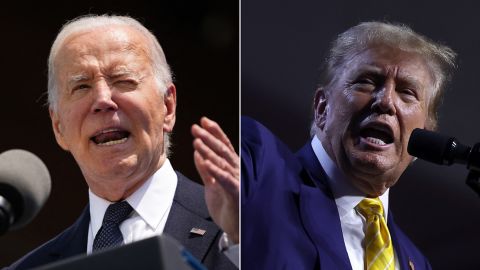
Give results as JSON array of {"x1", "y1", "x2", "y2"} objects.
[{"x1": 191, "y1": 117, "x2": 239, "y2": 243}]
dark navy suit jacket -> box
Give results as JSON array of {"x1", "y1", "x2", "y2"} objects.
[
  {"x1": 241, "y1": 117, "x2": 431, "y2": 270},
  {"x1": 7, "y1": 172, "x2": 235, "y2": 270}
]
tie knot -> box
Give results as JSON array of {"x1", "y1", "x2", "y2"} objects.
[
  {"x1": 356, "y1": 197, "x2": 384, "y2": 218},
  {"x1": 103, "y1": 201, "x2": 133, "y2": 225}
]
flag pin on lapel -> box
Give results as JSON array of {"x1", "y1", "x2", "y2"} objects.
[{"x1": 190, "y1": 227, "x2": 206, "y2": 236}]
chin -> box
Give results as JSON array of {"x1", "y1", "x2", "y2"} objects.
[
  {"x1": 353, "y1": 170, "x2": 398, "y2": 196},
  {"x1": 97, "y1": 154, "x2": 139, "y2": 177},
  {"x1": 367, "y1": 186, "x2": 389, "y2": 197},
  {"x1": 349, "y1": 151, "x2": 397, "y2": 176}
]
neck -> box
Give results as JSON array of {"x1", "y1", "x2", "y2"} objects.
[{"x1": 87, "y1": 156, "x2": 167, "y2": 202}]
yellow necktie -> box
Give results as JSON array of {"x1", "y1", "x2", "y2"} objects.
[{"x1": 356, "y1": 198, "x2": 395, "y2": 270}]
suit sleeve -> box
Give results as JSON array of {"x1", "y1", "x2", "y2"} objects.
[{"x1": 241, "y1": 116, "x2": 264, "y2": 204}]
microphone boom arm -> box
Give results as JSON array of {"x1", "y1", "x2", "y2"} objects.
[{"x1": 466, "y1": 143, "x2": 480, "y2": 196}]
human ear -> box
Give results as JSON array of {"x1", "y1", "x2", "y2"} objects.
[
  {"x1": 313, "y1": 87, "x2": 328, "y2": 130},
  {"x1": 163, "y1": 83, "x2": 177, "y2": 133}
]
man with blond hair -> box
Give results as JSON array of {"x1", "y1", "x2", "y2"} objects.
[
  {"x1": 240, "y1": 21, "x2": 455, "y2": 269},
  {"x1": 193, "y1": 21, "x2": 456, "y2": 269}
]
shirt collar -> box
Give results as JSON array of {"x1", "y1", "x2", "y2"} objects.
[
  {"x1": 310, "y1": 136, "x2": 389, "y2": 220},
  {"x1": 89, "y1": 159, "x2": 178, "y2": 237}
]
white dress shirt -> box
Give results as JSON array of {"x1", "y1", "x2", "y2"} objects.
[
  {"x1": 86, "y1": 159, "x2": 239, "y2": 268},
  {"x1": 311, "y1": 136, "x2": 400, "y2": 270},
  {"x1": 87, "y1": 159, "x2": 177, "y2": 253}
]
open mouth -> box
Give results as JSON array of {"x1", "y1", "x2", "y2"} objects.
[
  {"x1": 90, "y1": 129, "x2": 130, "y2": 146},
  {"x1": 359, "y1": 124, "x2": 394, "y2": 146}
]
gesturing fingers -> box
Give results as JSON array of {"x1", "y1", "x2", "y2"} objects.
[
  {"x1": 191, "y1": 117, "x2": 240, "y2": 245},
  {"x1": 200, "y1": 117, "x2": 235, "y2": 152},
  {"x1": 193, "y1": 150, "x2": 214, "y2": 185},
  {"x1": 196, "y1": 150, "x2": 239, "y2": 196},
  {"x1": 191, "y1": 123, "x2": 239, "y2": 171},
  {"x1": 193, "y1": 136, "x2": 237, "y2": 177}
]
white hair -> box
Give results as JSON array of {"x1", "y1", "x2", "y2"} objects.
[{"x1": 48, "y1": 14, "x2": 174, "y2": 155}]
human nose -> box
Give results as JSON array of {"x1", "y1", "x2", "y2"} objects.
[
  {"x1": 91, "y1": 81, "x2": 118, "y2": 113},
  {"x1": 371, "y1": 83, "x2": 396, "y2": 115}
]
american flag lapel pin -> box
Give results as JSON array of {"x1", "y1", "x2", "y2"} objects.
[{"x1": 190, "y1": 227, "x2": 206, "y2": 236}]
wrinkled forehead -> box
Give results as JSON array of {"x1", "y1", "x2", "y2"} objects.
[
  {"x1": 343, "y1": 45, "x2": 436, "y2": 88},
  {"x1": 54, "y1": 25, "x2": 152, "y2": 73}
]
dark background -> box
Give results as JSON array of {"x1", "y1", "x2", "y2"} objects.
[
  {"x1": 0, "y1": 0, "x2": 238, "y2": 266},
  {"x1": 242, "y1": 0, "x2": 480, "y2": 269}
]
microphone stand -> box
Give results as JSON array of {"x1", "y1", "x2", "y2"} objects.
[
  {"x1": 465, "y1": 143, "x2": 480, "y2": 196},
  {"x1": 0, "y1": 195, "x2": 13, "y2": 235},
  {"x1": 466, "y1": 170, "x2": 480, "y2": 196}
]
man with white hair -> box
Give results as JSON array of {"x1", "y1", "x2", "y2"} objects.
[{"x1": 7, "y1": 15, "x2": 238, "y2": 270}]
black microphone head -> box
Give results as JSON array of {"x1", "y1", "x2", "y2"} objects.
[
  {"x1": 0, "y1": 149, "x2": 51, "y2": 230},
  {"x1": 408, "y1": 128, "x2": 458, "y2": 165}
]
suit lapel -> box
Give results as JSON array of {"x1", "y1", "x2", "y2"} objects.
[
  {"x1": 47, "y1": 174, "x2": 219, "y2": 264},
  {"x1": 164, "y1": 172, "x2": 220, "y2": 262},
  {"x1": 48, "y1": 205, "x2": 90, "y2": 260},
  {"x1": 296, "y1": 142, "x2": 428, "y2": 270},
  {"x1": 296, "y1": 143, "x2": 352, "y2": 270},
  {"x1": 388, "y1": 213, "x2": 413, "y2": 270}
]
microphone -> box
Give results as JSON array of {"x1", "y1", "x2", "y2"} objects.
[
  {"x1": 408, "y1": 128, "x2": 480, "y2": 196},
  {"x1": 408, "y1": 128, "x2": 480, "y2": 171},
  {"x1": 0, "y1": 149, "x2": 51, "y2": 235}
]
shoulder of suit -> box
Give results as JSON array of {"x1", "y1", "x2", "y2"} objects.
[
  {"x1": 173, "y1": 172, "x2": 210, "y2": 219},
  {"x1": 241, "y1": 116, "x2": 281, "y2": 146},
  {"x1": 241, "y1": 116, "x2": 298, "y2": 164}
]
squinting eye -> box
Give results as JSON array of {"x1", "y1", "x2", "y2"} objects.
[
  {"x1": 351, "y1": 77, "x2": 377, "y2": 93},
  {"x1": 398, "y1": 88, "x2": 420, "y2": 102},
  {"x1": 118, "y1": 80, "x2": 137, "y2": 85},
  {"x1": 357, "y1": 78, "x2": 375, "y2": 85},
  {"x1": 400, "y1": 88, "x2": 416, "y2": 97},
  {"x1": 115, "y1": 80, "x2": 139, "y2": 89},
  {"x1": 72, "y1": 84, "x2": 90, "y2": 91}
]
